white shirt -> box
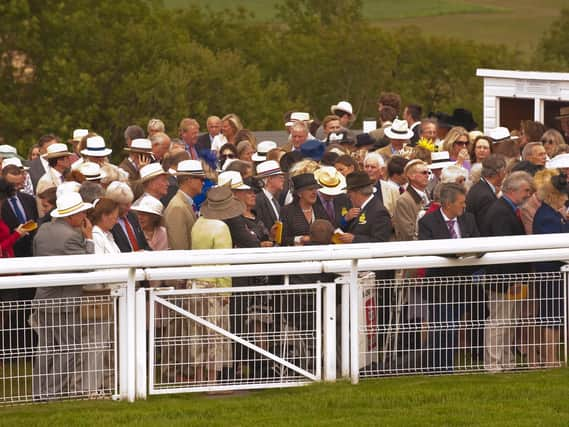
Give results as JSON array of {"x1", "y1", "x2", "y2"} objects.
[
  {"x1": 211, "y1": 134, "x2": 229, "y2": 152},
  {"x1": 262, "y1": 188, "x2": 280, "y2": 220},
  {"x1": 92, "y1": 225, "x2": 121, "y2": 254},
  {"x1": 360, "y1": 195, "x2": 374, "y2": 211}
]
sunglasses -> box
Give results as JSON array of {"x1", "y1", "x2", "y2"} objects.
[
  {"x1": 454, "y1": 141, "x2": 468, "y2": 146},
  {"x1": 417, "y1": 170, "x2": 430, "y2": 175},
  {"x1": 221, "y1": 153, "x2": 236, "y2": 159}
]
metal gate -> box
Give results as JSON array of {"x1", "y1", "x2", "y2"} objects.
[{"x1": 147, "y1": 284, "x2": 332, "y2": 394}]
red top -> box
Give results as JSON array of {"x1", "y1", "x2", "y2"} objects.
[{"x1": 0, "y1": 219, "x2": 21, "y2": 258}]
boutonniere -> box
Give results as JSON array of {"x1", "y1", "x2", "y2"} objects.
[
  {"x1": 341, "y1": 207, "x2": 348, "y2": 217},
  {"x1": 358, "y1": 213, "x2": 367, "y2": 224}
]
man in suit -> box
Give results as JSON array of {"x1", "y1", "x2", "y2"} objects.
[
  {"x1": 376, "y1": 118, "x2": 414, "y2": 162},
  {"x1": 392, "y1": 159, "x2": 430, "y2": 241},
  {"x1": 106, "y1": 181, "x2": 151, "y2": 253},
  {"x1": 363, "y1": 152, "x2": 399, "y2": 217},
  {"x1": 28, "y1": 134, "x2": 58, "y2": 191},
  {"x1": 403, "y1": 104, "x2": 422, "y2": 145},
  {"x1": 196, "y1": 116, "x2": 222, "y2": 152},
  {"x1": 466, "y1": 154, "x2": 506, "y2": 231},
  {"x1": 481, "y1": 171, "x2": 533, "y2": 372},
  {"x1": 254, "y1": 160, "x2": 285, "y2": 232},
  {"x1": 338, "y1": 171, "x2": 392, "y2": 243},
  {"x1": 313, "y1": 167, "x2": 351, "y2": 229},
  {"x1": 163, "y1": 160, "x2": 204, "y2": 250},
  {"x1": 119, "y1": 138, "x2": 153, "y2": 201},
  {"x1": 32, "y1": 192, "x2": 94, "y2": 399},
  {"x1": 419, "y1": 183, "x2": 480, "y2": 371}
]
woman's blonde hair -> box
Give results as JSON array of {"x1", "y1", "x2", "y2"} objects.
[
  {"x1": 535, "y1": 168, "x2": 566, "y2": 209},
  {"x1": 443, "y1": 126, "x2": 469, "y2": 153}
]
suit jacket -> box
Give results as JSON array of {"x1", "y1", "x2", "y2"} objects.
[
  {"x1": 315, "y1": 193, "x2": 351, "y2": 228},
  {"x1": 224, "y1": 216, "x2": 261, "y2": 248},
  {"x1": 374, "y1": 180, "x2": 399, "y2": 217},
  {"x1": 163, "y1": 190, "x2": 197, "y2": 250},
  {"x1": 33, "y1": 219, "x2": 95, "y2": 301},
  {"x1": 28, "y1": 157, "x2": 47, "y2": 191},
  {"x1": 418, "y1": 209, "x2": 480, "y2": 301},
  {"x1": 119, "y1": 157, "x2": 144, "y2": 201},
  {"x1": 466, "y1": 179, "x2": 496, "y2": 231},
  {"x1": 1, "y1": 191, "x2": 38, "y2": 257},
  {"x1": 344, "y1": 196, "x2": 392, "y2": 243},
  {"x1": 161, "y1": 175, "x2": 179, "y2": 208},
  {"x1": 482, "y1": 197, "x2": 530, "y2": 279},
  {"x1": 409, "y1": 121, "x2": 421, "y2": 145},
  {"x1": 255, "y1": 190, "x2": 280, "y2": 231},
  {"x1": 111, "y1": 211, "x2": 151, "y2": 253},
  {"x1": 281, "y1": 200, "x2": 328, "y2": 246},
  {"x1": 196, "y1": 133, "x2": 213, "y2": 151},
  {"x1": 392, "y1": 186, "x2": 425, "y2": 241},
  {"x1": 376, "y1": 143, "x2": 407, "y2": 162}
]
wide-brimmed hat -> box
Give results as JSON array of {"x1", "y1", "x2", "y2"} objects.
[
  {"x1": 131, "y1": 194, "x2": 164, "y2": 216},
  {"x1": 175, "y1": 159, "x2": 205, "y2": 177},
  {"x1": 345, "y1": 171, "x2": 374, "y2": 191},
  {"x1": 314, "y1": 166, "x2": 346, "y2": 196},
  {"x1": 69, "y1": 129, "x2": 89, "y2": 143},
  {"x1": 78, "y1": 161, "x2": 106, "y2": 181},
  {"x1": 449, "y1": 108, "x2": 478, "y2": 131},
  {"x1": 252, "y1": 140, "x2": 277, "y2": 162},
  {"x1": 331, "y1": 101, "x2": 353, "y2": 116},
  {"x1": 428, "y1": 151, "x2": 456, "y2": 170},
  {"x1": 51, "y1": 192, "x2": 93, "y2": 218},
  {"x1": 81, "y1": 135, "x2": 112, "y2": 157},
  {"x1": 2, "y1": 157, "x2": 29, "y2": 170},
  {"x1": 327, "y1": 131, "x2": 354, "y2": 145},
  {"x1": 44, "y1": 143, "x2": 72, "y2": 159},
  {"x1": 255, "y1": 160, "x2": 283, "y2": 178},
  {"x1": 385, "y1": 118, "x2": 414, "y2": 140},
  {"x1": 546, "y1": 153, "x2": 569, "y2": 170},
  {"x1": 140, "y1": 163, "x2": 168, "y2": 183},
  {"x1": 200, "y1": 183, "x2": 245, "y2": 220},
  {"x1": 0, "y1": 145, "x2": 23, "y2": 160},
  {"x1": 125, "y1": 138, "x2": 153, "y2": 153},
  {"x1": 292, "y1": 173, "x2": 321, "y2": 193},
  {"x1": 285, "y1": 112, "x2": 311, "y2": 127},
  {"x1": 300, "y1": 139, "x2": 325, "y2": 161},
  {"x1": 555, "y1": 106, "x2": 569, "y2": 120},
  {"x1": 487, "y1": 126, "x2": 519, "y2": 143},
  {"x1": 218, "y1": 171, "x2": 251, "y2": 190}
]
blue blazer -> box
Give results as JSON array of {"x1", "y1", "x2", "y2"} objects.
[{"x1": 533, "y1": 202, "x2": 569, "y2": 235}]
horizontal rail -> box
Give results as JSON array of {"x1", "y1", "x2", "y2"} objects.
[{"x1": 1, "y1": 234, "x2": 569, "y2": 275}]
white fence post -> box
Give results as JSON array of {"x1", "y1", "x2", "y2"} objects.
[
  {"x1": 119, "y1": 267, "x2": 137, "y2": 402},
  {"x1": 322, "y1": 283, "x2": 336, "y2": 381},
  {"x1": 349, "y1": 260, "x2": 359, "y2": 384},
  {"x1": 563, "y1": 265, "x2": 569, "y2": 367},
  {"x1": 341, "y1": 278, "x2": 350, "y2": 378},
  {"x1": 135, "y1": 287, "x2": 147, "y2": 400}
]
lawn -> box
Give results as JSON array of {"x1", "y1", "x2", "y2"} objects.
[
  {"x1": 163, "y1": 0, "x2": 566, "y2": 52},
  {"x1": 3, "y1": 368, "x2": 568, "y2": 426}
]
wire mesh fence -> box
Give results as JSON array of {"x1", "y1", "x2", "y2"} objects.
[
  {"x1": 149, "y1": 284, "x2": 322, "y2": 392},
  {"x1": 0, "y1": 294, "x2": 117, "y2": 404},
  {"x1": 359, "y1": 272, "x2": 566, "y2": 377}
]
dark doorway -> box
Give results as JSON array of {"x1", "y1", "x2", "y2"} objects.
[{"x1": 499, "y1": 98, "x2": 534, "y2": 132}]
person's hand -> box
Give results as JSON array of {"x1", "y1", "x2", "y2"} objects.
[
  {"x1": 456, "y1": 148, "x2": 470, "y2": 165},
  {"x1": 337, "y1": 233, "x2": 355, "y2": 243},
  {"x1": 15, "y1": 224, "x2": 29, "y2": 237},
  {"x1": 345, "y1": 208, "x2": 360, "y2": 221},
  {"x1": 260, "y1": 241, "x2": 274, "y2": 247},
  {"x1": 300, "y1": 235, "x2": 311, "y2": 245},
  {"x1": 269, "y1": 223, "x2": 278, "y2": 241},
  {"x1": 81, "y1": 217, "x2": 93, "y2": 239},
  {"x1": 137, "y1": 153, "x2": 152, "y2": 168}
]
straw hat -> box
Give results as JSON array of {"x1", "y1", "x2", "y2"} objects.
[
  {"x1": 51, "y1": 192, "x2": 92, "y2": 218},
  {"x1": 428, "y1": 151, "x2": 456, "y2": 170},
  {"x1": 314, "y1": 166, "x2": 346, "y2": 196},
  {"x1": 78, "y1": 162, "x2": 106, "y2": 181},
  {"x1": 0, "y1": 145, "x2": 23, "y2": 160},
  {"x1": 384, "y1": 118, "x2": 414, "y2": 140},
  {"x1": 81, "y1": 136, "x2": 112, "y2": 157},
  {"x1": 140, "y1": 163, "x2": 168, "y2": 183},
  {"x1": 130, "y1": 194, "x2": 164, "y2": 216},
  {"x1": 255, "y1": 160, "x2": 283, "y2": 178},
  {"x1": 2, "y1": 157, "x2": 29, "y2": 170},
  {"x1": 251, "y1": 140, "x2": 277, "y2": 162},
  {"x1": 200, "y1": 183, "x2": 245, "y2": 220},
  {"x1": 125, "y1": 138, "x2": 153, "y2": 153},
  {"x1": 330, "y1": 100, "x2": 353, "y2": 116},
  {"x1": 487, "y1": 126, "x2": 518, "y2": 142},
  {"x1": 44, "y1": 143, "x2": 72, "y2": 159},
  {"x1": 175, "y1": 159, "x2": 205, "y2": 177},
  {"x1": 70, "y1": 129, "x2": 89, "y2": 143},
  {"x1": 218, "y1": 171, "x2": 251, "y2": 190},
  {"x1": 546, "y1": 153, "x2": 569, "y2": 170}
]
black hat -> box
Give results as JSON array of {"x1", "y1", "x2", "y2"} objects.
[
  {"x1": 428, "y1": 111, "x2": 453, "y2": 129},
  {"x1": 292, "y1": 173, "x2": 321, "y2": 193},
  {"x1": 449, "y1": 108, "x2": 478, "y2": 131},
  {"x1": 345, "y1": 171, "x2": 374, "y2": 191},
  {"x1": 355, "y1": 133, "x2": 375, "y2": 148}
]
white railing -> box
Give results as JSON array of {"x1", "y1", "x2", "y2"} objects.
[{"x1": 0, "y1": 234, "x2": 568, "y2": 403}]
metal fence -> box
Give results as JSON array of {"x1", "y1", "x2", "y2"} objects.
[{"x1": 0, "y1": 234, "x2": 567, "y2": 404}]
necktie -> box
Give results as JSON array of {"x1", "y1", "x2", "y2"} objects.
[
  {"x1": 190, "y1": 145, "x2": 199, "y2": 160},
  {"x1": 123, "y1": 219, "x2": 140, "y2": 251},
  {"x1": 324, "y1": 199, "x2": 335, "y2": 221},
  {"x1": 515, "y1": 208, "x2": 522, "y2": 222},
  {"x1": 10, "y1": 197, "x2": 26, "y2": 224},
  {"x1": 446, "y1": 219, "x2": 458, "y2": 239},
  {"x1": 399, "y1": 186, "x2": 405, "y2": 195},
  {"x1": 271, "y1": 197, "x2": 280, "y2": 220}
]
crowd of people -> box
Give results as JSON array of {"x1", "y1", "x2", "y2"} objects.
[{"x1": 1, "y1": 91, "x2": 568, "y2": 396}]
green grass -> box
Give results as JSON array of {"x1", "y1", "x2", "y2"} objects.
[
  {"x1": 162, "y1": 0, "x2": 566, "y2": 52},
  {"x1": 2, "y1": 368, "x2": 568, "y2": 426}
]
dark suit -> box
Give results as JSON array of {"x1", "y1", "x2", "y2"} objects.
[
  {"x1": 409, "y1": 122, "x2": 421, "y2": 145},
  {"x1": 1, "y1": 191, "x2": 38, "y2": 259},
  {"x1": 418, "y1": 208, "x2": 480, "y2": 370},
  {"x1": 111, "y1": 211, "x2": 151, "y2": 253},
  {"x1": 315, "y1": 193, "x2": 351, "y2": 228},
  {"x1": 224, "y1": 216, "x2": 261, "y2": 248},
  {"x1": 466, "y1": 179, "x2": 496, "y2": 231},
  {"x1": 281, "y1": 201, "x2": 328, "y2": 246},
  {"x1": 344, "y1": 196, "x2": 392, "y2": 243},
  {"x1": 255, "y1": 190, "x2": 280, "y2": 232},
  {"x1": 196, "y1": 133, "x2": 213, "y2": 151},
  {"x1": 28, "y1": 157, "x2": 47, "y2": 191}
]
